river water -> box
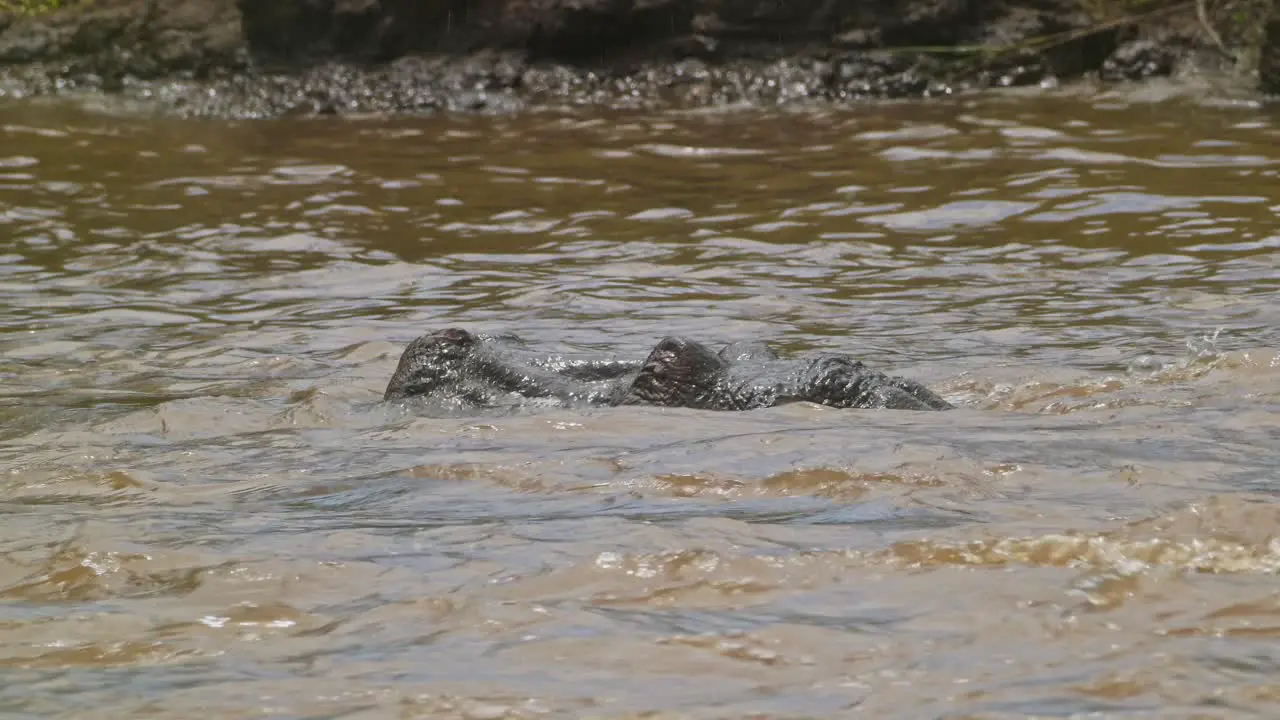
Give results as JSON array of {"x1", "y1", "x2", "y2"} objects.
[{"x1": 2, "y1": 91, "x2": 1279, "y2": 718}]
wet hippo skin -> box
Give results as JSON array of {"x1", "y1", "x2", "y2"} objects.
[{"x1": 384, "y1": 329, "x2": 952, "y2": 412}]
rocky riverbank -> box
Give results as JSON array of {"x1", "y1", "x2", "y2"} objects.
[{"x1": 0, "y1": 0, "x2": 1276, "y2": 118}]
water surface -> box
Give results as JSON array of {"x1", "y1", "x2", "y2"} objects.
[{"x1": 2, "y1": 94, "x2": 1279, "y2": 718}]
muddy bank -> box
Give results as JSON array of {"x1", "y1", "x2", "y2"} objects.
[{"x1": 0, "y1": 0, "x2": 1275, "y2": 118}]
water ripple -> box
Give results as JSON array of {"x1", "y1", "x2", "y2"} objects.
[{"x1": 0, "y1": 96, "x2": 1278, "y2": 718}]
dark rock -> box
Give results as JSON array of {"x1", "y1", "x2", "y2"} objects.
[
  {"x1": 980, "y1": 48, "x2": 1048, "y2": 88},
  {"x1": 1101, "y1": 39, "x2": 1181, "y2": 81},
  {"x1": 0, "y1": 19, "x2": 56, "y2": 61},
  {"x1": 831, "y1": 51, "x2": 945, "y2": 99},
  {"x1": 1263, "y1": 12, "x2": 1280, "y2": 94}
]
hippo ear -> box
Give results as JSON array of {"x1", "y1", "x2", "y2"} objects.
[
  {"x1": 624, "y1": 337, "x2": 726, "y2": 406},
  {"x1": 432, "y1": 328, "x2": 477, "y2": 346}
]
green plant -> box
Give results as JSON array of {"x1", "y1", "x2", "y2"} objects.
[{"x1": 0, "y1": 0, "x2": 73, "y2": 16}]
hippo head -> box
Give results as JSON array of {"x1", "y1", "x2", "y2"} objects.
[
  {"x1": 622, "y1": 336, "x2": 728, "y2": 408},
  {"x1": 383, "y1": 328, "x2": 481, "y2": 401}
]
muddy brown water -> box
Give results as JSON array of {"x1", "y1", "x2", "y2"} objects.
[{"x1": 1, "y1": 92, "x2": 1279, "y2": 718}]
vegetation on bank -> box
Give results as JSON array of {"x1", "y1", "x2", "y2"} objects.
[
  {"x1": 1081, "y1": 0, "x2": 1267, "y2": 64},
  {"x1": 886, "y1": 0, "x2": 1251, "y2": 66},
  {"x1": 0, "y1": 0, "x2": 1257, "y2": 45},
  {"x1": 0, "y1": 0, "x2": 1266, "y2": 71},
  {"x1": 0, "y1": 0, "x2": 74, "y2": 16}
]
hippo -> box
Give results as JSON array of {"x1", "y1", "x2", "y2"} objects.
[{"x1": 383, "y1": 328, "x2": 952, "y2": 412}]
